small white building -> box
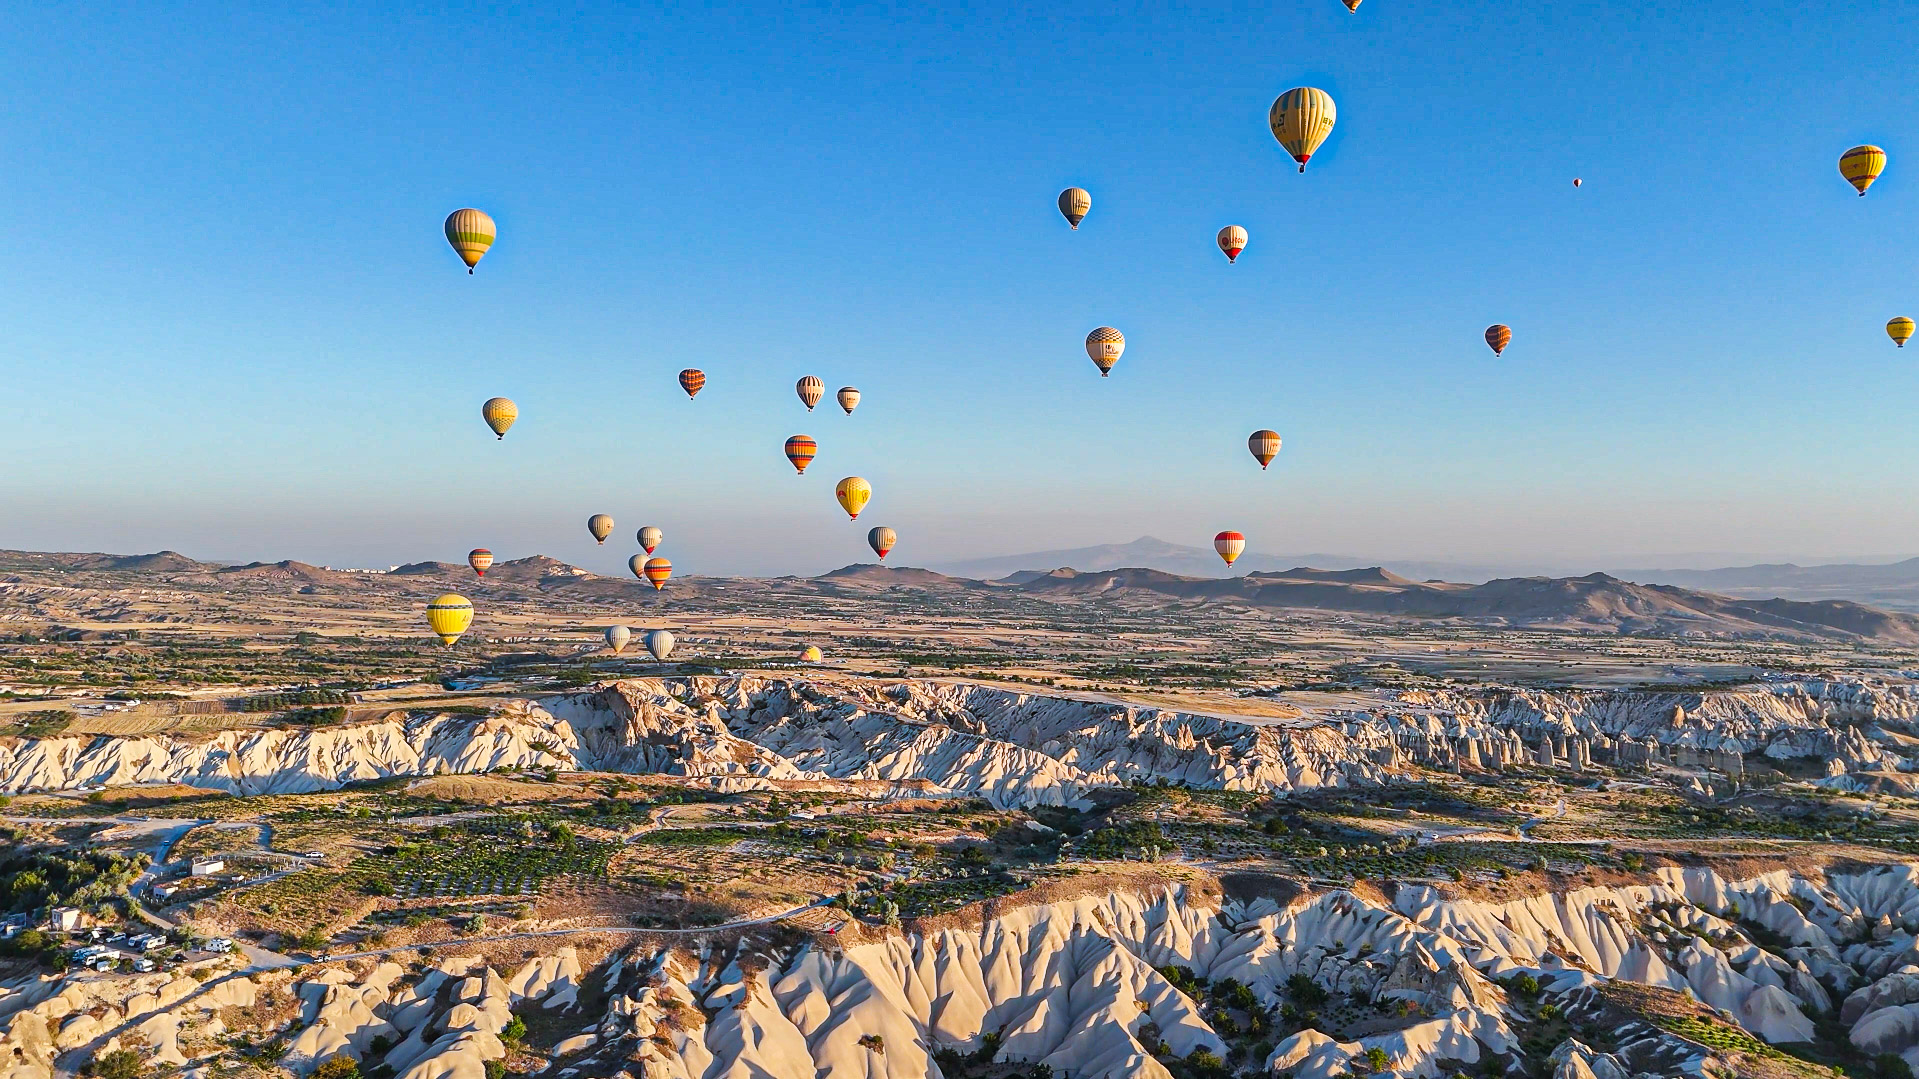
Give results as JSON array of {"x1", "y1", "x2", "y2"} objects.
[
  {"x1": 47, "y1": 907, "x2": 81, "y2": 932},
  {"x1": 189, "y1": 858, "x2": 225, "y2": 877}
]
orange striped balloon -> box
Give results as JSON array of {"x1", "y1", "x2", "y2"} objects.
[
  {"x1": 643, "y1": 557, "x2": 672, "y2": 590},
  {"x1": 678, "y1": 369, "x2": 705, "y2": 399},
  {"x1": 1484, "y1": 324, "x2": 1512, "y2": 356},
  {"x1": 784, "y1": 435, "x2": 817, "y2": 474}
]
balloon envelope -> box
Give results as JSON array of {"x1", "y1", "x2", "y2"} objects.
[
  {"x1": 835, "y1": 477, "x2": 872, "y2": 519},
  {"x1": 800, "y1": 645, "x2": 823, "y2": 663},
  {"x1": 638, "y1": 526, "x2": 663, "y2": 553},
  {"x1": 678, "y1": 369, "x2": 705, "y2": 399},
  {"x1": 837, "y1": 387, "x2": 861, "y2": 414},
  {"x1": 605, "y1": 625, "x2": 631, "y2": 654},
  {"x1": 426, "y1": 594, "x2": 474, "y2": 647},
  {"x1": 867, "y1": 526, "x2": 896, "y2": 560},
  {"x1": 1214, "y1": 531, "x2": 1246, "y2": 567},
  {"x1": 1086, "y1": 327, "x2": 1125, "y2": 376},
  {"x1": 797, "y1": 376, "x2": 824, "y2": 410},
  {"x1": 642, "y1": 557, "x2": 672, "y2": 590},
  {"x1": 1058, "y1": 187, "x2": 1091, "y2": 229},
  {"x1": 1484, "y1": 324, "x2": 1512, "y2": 356},
  {"x1": 444, "y1": 208, "x2": 496, "y2": 272},
  {"x1": 588, "y1": 514, "x2": 614, "y2": 545},
  {"x1": 1248, "y1": 431, "x2": 1281, "y2": 469},
  {"x1": 784, "y1": 435, "x2": 818, "y2": 474},
  {"x1": 644, "y1": 629, "x2": 675, "y2": 661},
  {"x1": 1268, "y1": 88, "x2": 1336, "y2": 172},
  {"x1": 482, "y1": 398, "x2": 517, "y2": 439},
  {"x1": 1217, "y1": 225, "x2": 1247, "y2": 263},
  {"x1": 1842, "y1": 145, "x2": 1887, "y2": 196},
  {"x1": 467, "y1": 549, "x2": 493, "y2": 578},
  {"x1": 1891, "y1": 318, "x2": 1916, "y2": 347}
]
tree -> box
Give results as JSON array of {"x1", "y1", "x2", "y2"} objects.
[
  {"x1": 501, "y1": 1014, "x2": 527, "y2": 1043},
  {"x1": 1359, "y1": 1046, "x2": 1390, "y2": 1073},
  {"x1": 484, "y1": 1063, "x2": 506, "y2": 1079},
  {"x1": 83, "y1": 1050, "x2": 144, "y2": 1079},
  {"x1": 312, "y1": 1057, "x2": 361, "y2": 1079},
  {"x1": 293, "y1": 924, "x2": 330, "y2": 952}
]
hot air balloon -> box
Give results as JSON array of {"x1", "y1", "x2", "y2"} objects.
[
  {"x1": 1891, "y1": 318, "x2": 1916, "y2": 348},
  {"x1": 1268, "y1": 88, "x2": 1336, "y2": 173},
  {"x1": 797, "y1": 376, "x2": 824, "y2": 411},
  {"x1": 800, "y1": 645, "x2": 823, "y2": 663},
  {"x1": 638, "y1": 526, "x2": 663, "y2": 554},
  {"x1": 1217, "y1": 225, "x2": 1248, "y2": 263},
  {"x1": 1842, "y1": 145, "x2": 1887, "y2": 196},
  {"x1": 1248, "y1": 430, "x2": 1281, "y2": 469},
  {"x1": 467, "y1": 549, "x2": 493, "y2": 578},
  {"x1": 1086, "y1": 327, "x2": 1125, "y2": 377},
  {"x1": 1341, "y1": 0, "x2": 1361, "y2": 9},
  {"x1": 837, "y1": 387, "x2": 861, "y2": 414},
  {"x1": 1572, "y1": 177, "x2": 1582, "y2": 188},
  {"x1": 605, "y1": 625, "x2": 632, "y2": 654},
  {"x1": 587, "y1": 514, "x2": 614, "y2": 545},
  {"x1": 784, "y1": 435, "x2": 818, "y2": 474},
  {"x1": 444, "y1": 209, "x2": 496, "y2": 273},
  {"x1": 868, "y1": 526, "x2": 896, "y2": 560},
  {"x1": 644, "y1": 629, "x2": 675, "y2": 661},
  {"x1": 642, "y1": 557, "x2": 672, "y2": 590},
  {"x1": 1214, "y1": 531, "x2": 1246, "y2": 567},
  {"x1": 1058, "y1": 187, "x2": 1091, "y2": 229},
  {"x1": 679, "y1": 369, "x2": 705, "y2": 399},
  {"x1": 426, "y1": 594, "x2": 474, "y2": 647},
  {"x1": 482, "y1": 398, "x2": 517, "y2": 440},
  {"x1": 1485, "y1": 324, "x2": 1512, "y2": 356},
  {"x1": 835, "y1": 477, "x2": 872, "y2": 520}
]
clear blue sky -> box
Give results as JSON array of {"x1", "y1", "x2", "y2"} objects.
[{"x1": 3, "y1": 1, "x2": 1917, "y2": 577}]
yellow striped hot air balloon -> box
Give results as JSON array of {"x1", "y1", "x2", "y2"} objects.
[
  {"x1": 1890, "y1": 317, "x2": 1915, "y2": 347},
  {"x1": 1058, "y1": 187, "x2": 1091, "y2": 229},
  {"x1": 1269, "y1": 88, "x2": 1336, "y2": 173},
  {"x1": 1217, "y1": 225, "x2": 1247, "y2": 263},
  {"x1": 482, "y1": 397, "x2": 517, "y2": 439},
  {"x1": 1485, "y1": 324, "x2": 1512, "y2": 356},
  {"x1": 678, "y1": 369, "x2": 705, "y2": 399},
  {"x1": 797, "y1": 376, "x2": 825, "y2": 411},
  {"x1": 444, "y1": 209, "x2": 496, "y2": 273},
  {"x1": 467, "y1": 549, "x2": 493, "y2": 578},
  {"x1": 1841, "y1": 145, "x2": 1887, "y2": 196},
  {"x1": 784, "y1": 435, "x2": 817, "y2": 474},
  {"x1": 587, "y1": 514, "x2": 614, "y2": 545},
  {"x1": 1248, "y1": 430, "x2": 1281, "y2": 469},
  {"x1": 426, "y1": 594, "x2": 474, "y2": 647},
  {"x1": 1214, "y1": 531, "x2": 1246, "y2": 567},
  {"x1": 835, "y1": 476, "x2": 872, "y2": 520},
  {"x1": 800, "y1": 645, "x2": 823, "y2": 663},
  {"x1": 1086, "y1": 327, "x2": 1125, "y2": 377},
  {"x1": 642, "y1": 557, "x2": 672, "y2": 590}
]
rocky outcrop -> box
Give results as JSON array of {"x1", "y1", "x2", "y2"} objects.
[{"x1": 0, "y1": 677, "x2": 1398, "y2": 806}]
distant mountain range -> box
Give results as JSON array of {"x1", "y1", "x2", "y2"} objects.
[
  {"x1": 1617, "y1": 558, "x2": 1919, "y2": 613},
  {"x1": 7, "y1": 546, "x2": 1919, "y2": 644},
  {"x1": 927, "y1": 536, "x2": 1512, "y2": 583}
]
